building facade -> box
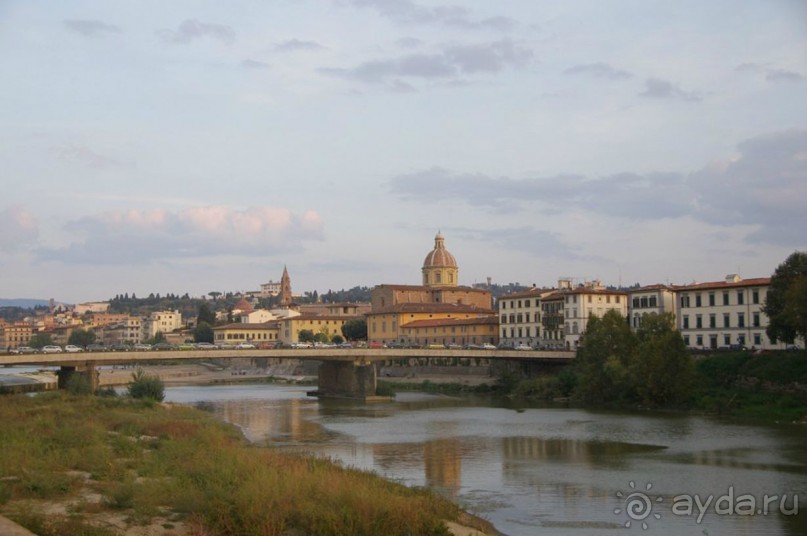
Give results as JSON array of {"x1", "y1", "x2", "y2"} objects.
[
  {"x1": 399, "y1": 316, "x2": 498, "y2": 347},
  {"x1": 674, "y1": 275, "x2": 786, "y2": 351},
  {"x1": 213, "y1": 322, "x2": 280, "y2": 345},
  {"x1": 497, "y1": 288, "x2": 547, "y2": 348},
  {"x1": 627, "y1": 284, "x2": 677, "y2": 330},
  {"x1": 563, "y1": 282, "x2": 628, "y2": 349}
]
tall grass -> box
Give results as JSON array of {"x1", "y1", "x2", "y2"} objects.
[{"x1": 0, "y1": 392, "x2": 464, "y2": 535}]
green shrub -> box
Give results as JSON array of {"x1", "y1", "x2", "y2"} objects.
[
  {"x1": 65, "y1": 373, "x2": 92, "y2": 395},
  {"x1": 127, "y1": 368, "x2": 165, "y2": 402}
]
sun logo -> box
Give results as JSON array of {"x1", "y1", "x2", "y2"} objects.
[{"x1": 614, "y1": 481, "x2": 663, "y2": 530}]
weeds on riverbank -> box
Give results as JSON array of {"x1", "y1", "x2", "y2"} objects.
[{"x1": 0, "y1": 392, "x2": 463, "y2": 535}]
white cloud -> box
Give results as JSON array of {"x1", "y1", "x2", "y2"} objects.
[
  {"x1": 37, "y1": 206, "x2": 323, "y2": 264},
  {"x1": 0, "y1": 206, "x2": 38, "y2": 253}
]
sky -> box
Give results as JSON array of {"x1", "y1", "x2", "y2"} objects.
[{"x1": 1, "y1": 1, "x2": 806, "y2": 304}]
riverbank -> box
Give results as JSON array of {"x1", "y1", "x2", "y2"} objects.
[{"x1": 0, "y1": 391, "x2": 498, "y2": 536}]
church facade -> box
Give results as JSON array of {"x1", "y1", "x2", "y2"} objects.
[{"x1": 367, "y1": 233, "x2": 497, "y2": 347}]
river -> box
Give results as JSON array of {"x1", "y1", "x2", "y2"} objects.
[{"x1": 161, "y1": 383, "x2": 804, "y2": 535}]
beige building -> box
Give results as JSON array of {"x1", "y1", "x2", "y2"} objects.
[
  {"x1": 627, "y1": 284, "x2": 677, "y2": 330},
  {"x1": 1, "y1": 322, "x2": 33, "y2": 349},
  {"x1": 279, "y1": 314, "x2": 358, "y2": 344},
  {"x1": 399, "y1": 316, "x2": 498, "y2": 347},
  {"x1": 213, "y1": 322, "x2": 280, "y2": 345},
  {"x1": 674, "y1": 275, "x2": 787, "y2": 351},
  {"x1": 563, "y1": 281, "x2": 628, "y2": 349},
  {"x1": 367, "y1": 233, "x2": 495, "y2": 345},
  {"x1": 74, "y1": 301, "x2": 110, "y2": 315},
  {"x1": 540, "y1": 292, "x2": 565, "y2": 348},
  {"x1": 498, "y1": 287, "x2": 550, "y2": 348},
  {"x1": 143, "y1": 310, "x2": 181, "y2": 340}
]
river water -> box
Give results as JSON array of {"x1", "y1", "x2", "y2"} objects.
[{"x1": 162, "y1": 383, "x2": 804, "y2": 535}]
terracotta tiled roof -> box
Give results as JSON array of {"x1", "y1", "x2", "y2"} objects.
[
  {"x1": 369, "y1": 303, "x2": 494, "y2": 315},
  {"x1": 629, "y1": 284, "x2": 675, "y2": 292},
  {"x1": 675, "y1": 277, "x2": 770, "y2": 292},
  {"x1": 498, "y1": 288, "x2": 553, "y2": 299},
  {"x1": 401, "y1": 316, "x2": 498, "y2": 329},
  {"x1": 213, "y1": 322, "x2": 279, "y2": 331},
  {"x1": 422, "y1": 232, "x2": 457, "y2": 268}
]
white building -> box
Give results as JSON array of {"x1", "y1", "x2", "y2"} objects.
[
  {"x1": 563, "y1": 281, "x2": 628, "y2": 349},
  {"x1": 240, "y1": 309, "x2": 277, "y2": 324},
  {"x1": 674, "y1": 275, "x2": 787, "y2": 351},
  {"x1": 627, "y1": 285, "x2": 677, "y2": 330},
  {"x1": 498, "y1": 288, "x2": 549, "y2": 348},
  {"x1": 74, "y1": 301, "x2": 110, "y2": 315},
  {"x1": 143, "y1": 310, "x2": 182, "y2": 340},
  {"x1": 258, "y1": 280, "x2": 282, "y2": 298}
]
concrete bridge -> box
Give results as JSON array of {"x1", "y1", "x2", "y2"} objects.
[{"x1": 0, "y1": 348, "x2": 575, "y2": 400}]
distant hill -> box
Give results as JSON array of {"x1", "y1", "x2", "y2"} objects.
[{"x1": 0, "y1": 299, "x2": 51, "y2": 309}]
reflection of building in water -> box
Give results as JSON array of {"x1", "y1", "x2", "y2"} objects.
[
  {"x1": 424, "y1": 438, "x2": 462, "y2": 496},
  {"x1": 218, "y1": 398, "x2": 322, "y2": 444}
]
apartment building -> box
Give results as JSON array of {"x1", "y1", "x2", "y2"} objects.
[
  {"x1": 497, "y1": 288, "x2": 547, "y2": 348},
  {"x1": 563, "y1": 281, "x2": 628, "y2": 349},
  {"x1": 0, "y1": 322, "x2": 33, "y2": 349},
  {"x1": 627, "y1": 284, "x2": 677, "y2": 330},
  {"x1": 675, "y1": 275, "x2": 786, "y2": 351},
  {"x1": 142, "y1": 310, "x2": 181, "y2": 341}
]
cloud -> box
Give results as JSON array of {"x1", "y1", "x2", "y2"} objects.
[
  {"x1": 241, "y1": 59, "x2": 270, "y2": 69},
  {"x1": 389, "y1": 129, "x2": 807, "y2": 246},
  {"x1": 52, "y1": 144, "x2": 128, "y2": 169},
  {"x1": 156, "y1": 19, "x2": 235, "y2": 45},
  {"x1": 319, "y1": 39, "x2": 532, "y2": 84},
  {"x1": 736, "y1": 62, "x2": 803, "y2": 83},
  {"x1": 639, "y1": 77, "x2": 702, "y2": 101},
  {"x1": 453, "y1": 226, "x2": 590, "y2": 260},
  {"x1": 274, "y1": 39, "x2": 325, "y2": 52},
  {"x1": 0, "y1": 206, "x2": 38, "y2": 253},
  {"x1": 344, "y1": 0, "x2": 515, "y2": 31},
  {"x1": 63, "y1": 19, "x2": 121, "y2": 37},
  {"x1": 564, "y1": 62, "x2": 632, "y2": 80},
  {"x1": 37, "y1": 206, "x2": 324, "y2": 264}
]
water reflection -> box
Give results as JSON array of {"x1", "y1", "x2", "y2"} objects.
[{"x1": 164, "y1": 385, "x2": 807, "y2": 536}]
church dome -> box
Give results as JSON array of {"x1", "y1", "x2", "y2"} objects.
[
  {"x1": 233, "y1": 298, "x2": 253, "y2": 312},
  {"x1": 422, "y1": 232, "x2": 457, "y2": 269}
]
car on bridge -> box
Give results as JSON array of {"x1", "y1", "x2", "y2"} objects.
[
  {"x1": 42, "y1": 345, "x2": 63, "y2": 354},
  {"x1": 9, "y1": 346, "x2": 36, "y2": 354},
  {"x1": 64, "y1": 345, "x2": 84, "y2": 353},
  {"x1": 195, "y1": 342, "x2": 218, "y2": 350},
  {"x1": 481, "y1": 343, "x2": 496, "y2": 350},
  {"x1": 86, "y1": 343, "x2": 108, "y2": 352},
  {"x1": 514, "y1": 344, "x2": 533, "y2": 351},
  {"x1": 152, "y1": 342, "x2": 175, "y2": 351},
  {"x1": 235, "y1": 342, "x2": 256, "y2": 349}
]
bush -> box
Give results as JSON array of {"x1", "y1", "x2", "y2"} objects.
[
  {"x1": 127, "y1": 368, "x2": 165, "y2": 402},
  {"x1": 65, "y1": 373, "x2": 92, "y2": 395}
]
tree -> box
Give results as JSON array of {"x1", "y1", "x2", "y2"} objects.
[
  {"x1": 573, "y1": 310, "x2": 637, "y2": 405},
  {"x1": 208, "y1": 291, "x2": 222, "y2": 301},
  {"x1": 128, "y1": 368, "x2": 165, "y2": 401},
  {"x1": 68, "y1": 328, "x2": 96, "y2": 348},
  {"x1": 631, "y1": 313, "x2": 694, "y2": 407},
  {"x1": 764, "y1": 251, "x2": 807, "y2": 344},
  {"x1": 28, "y1": 333, "x2": 53, "y2": 349},
  {"x1": 298, "y1": 329, "x2": 315, "y2": 343},
  {"x1": 146, "y1": 331, "x2": 166, "y2": 345},
  {"x1": 341, "y1": 319, "x2": 368, "y2": 341},
  {"x1": 197, "y1": 302, "x2": 216, "y2": 326},
  {"x1": 194, "y1": 321, "x2": 214, "y2": 344}
]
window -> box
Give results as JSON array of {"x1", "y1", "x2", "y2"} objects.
[
  {"x1": 696, "y1": 335, "x2": 703, "y2": 346},
  {"x1": 683, "y1": 315, "x2": 690, "y2": 329},
  {"x1": 723, "y1": 292, "x2": 729, "y2": 306},
  {"x1": 502, "y1": 302, "x2": 506, "y2": 309},
  {"x1": 709, "y1": 293, "x2": 715, "y2": 306},
  {"x1": 738, "y1": 334, "x2": 746, "y2": 346},
  {"x1": 572, "y1": 322, "x2": 579, "y2": 334},
  {"x1": 616, "y1": 296, "x2": 621, "y2": 304},
  {"x1": 738, "y1": 313, "x2": 745, "y2": 328},
  {"x1": 649, "y1": 296, "x2": 656, "y2": 307},
  {"x1": 633, "y1": 298, "x2": 640, "y2": 308},
  {"x1": 709, "y1": 314, "x2": 716, "y2": 328},
  {"x1": 724, "y1": 313, "x2": 730, "y2": 328},
  {"x1": 724, "y1": 334, "x2": 731, "y2": 346},
  {"x1": 518, "y1": 300, "x2": 522, "y2": 308},
  {"x1": 737, "y1": 291, "x2": 744, "y2": 305},
  {"x1": 525, "y1": 313, "x2": 530, "y2": 323},
  {"x1": 752, "y1": 289, "x2": 760, "y2": 304},
  {"x1": 501, "y1": 315, "x2": 506, "y2": 324},
  {"x1": 640, "y1": 297, "x2": 648, "y2": 308},
  {"x1": 525, "y1": 300, "x2": 531, "y2": 307},
  {"x1": 683, "y1": 335, "x2": 690, "y2": 346},
  {"x1": 696, "y1": 315, "x2": 703, "y2": 328},
  {"x1": 754, "y1": 334, "x2": 762, "y2": 346},
  {"x1": 695, "y1": 294, "x2": 702, "y2": 307},
  {"x1": 753, "y1": 312, "x2": 760, "y2": 327},
  {"x1": 607, "y1": 295, "x2": 611, "y2": 304},
  {"x1": 681, "y1": 295, "x2": 690, "y2": 308}
]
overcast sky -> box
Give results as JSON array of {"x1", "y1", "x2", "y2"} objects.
[{"x1": 1, "y1": 1, "x2": 805, "y2": 303}]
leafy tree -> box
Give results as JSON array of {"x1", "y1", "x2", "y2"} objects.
[
  {"x1": 298, "y1": 329, "x2": 315, "y2": 343},
  {"x1": 631, "y1": 313, "x2": 694, "y2": 407},
  {"x1": 68, "y1": 328, "x2": 96, "y2": 348},
  {"x1": 764, "y1": 251, "x2": 807, "y2": 344},
  {"x1": 197, "y1": 302, "x2": 216, "y2": 326},
  {"x1": 573, "y1": 310, "x2": 637, "y2": 405},
  {"x1": 128, "y1": 368, "x2": 165, "y2": 401},
  {"x1": 341, "y1": 319, "x2": 367, "y2": 341},
  {"x1": 331, "y1": 334, "x2": 344, "y2": 344},
  {"x1": 194, "y1": 321, "x2": 214, "y2": 344},
  {"x1": 28, "y1": 333, "x2": 53, "y2": 349},
  {"x1": 146, "y1": 331, "x2": 167, "y2": 345},
  {"x1": 208, "y1": 291, "x2": 222, "y2": 301}
]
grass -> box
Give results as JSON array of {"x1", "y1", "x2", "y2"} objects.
[{"x1": 0, "y1": 392, "x2": 468, "y2": 535}]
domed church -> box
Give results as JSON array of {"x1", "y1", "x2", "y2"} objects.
[
  {"x1": 367, "y1": 232, "x2": 498, "y2": 347},
  {"x1": 422, "y1": 232, "x2": 458, "y2": 288}
]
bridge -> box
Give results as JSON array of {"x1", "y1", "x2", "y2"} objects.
[{"x1": 0, "y1": 348, "x2": 575, "y2": 400}]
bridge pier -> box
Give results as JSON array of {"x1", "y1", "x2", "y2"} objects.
[
  {"x1": 57, "y1": 363, "x2": 99, "y2": 393},
  {"x1": 315, "y1": 361, "x2": 378, "y2": 400}
]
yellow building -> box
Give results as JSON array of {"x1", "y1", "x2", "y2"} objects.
[
  {"x1": 368, "y1": 233, "x2": 496, "y2": 345},
  {"x1": 400, "y1": 316, "x2": 499, "y2": 347},
  {"x1": 279, "y1": 314, "x2": 360, "y2": 344},
  {"x1": 1, "y1": 322, "x2": 33, "y2": 350},
  {"x1": 213, "y1": 322, "x2": 280, "y2": 345}
]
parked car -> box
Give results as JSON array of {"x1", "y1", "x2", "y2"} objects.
[
  {"x1": 481, "y1": 343, "x2": 497, "y2": 350},
  {"x1": 514, "y1": 344, "x2": 533, "y2": 351},
  {"x1": 64, "y1": 345, "x2": 84, "y2": 353},
  {"x1": 108, "y1": 343, "x2": 130, "y2": 352},
  {"x1": 235, "y1": 342, "x2": 256, "y2": 349},
  {"x1": 86, "y1": 343, "x2": 108, "y2": 352},
  {"x1": 152, "y1": 342, "x2": 175, "y2": 351},
  {"x1": 133, "y1": 343, "x2": 152, "y2": 351},
  {"x1": 176, "y1": 342, "x2": 196, "y2": 350},
  {"x1": 291, "y1": 342, "x2": 312, "y2": 349},
  {"x1": 10, "y1": 346, "x2": 36, "y2": 354},
  {"x1": 42, "y1": 345, "x2": 63, "y2": 354},
  {"x1": 195, "y1": 342, "x2": 218, "y2": 350},
  {"x1": 445, "y1": 343, "x2": 462, "y2": 349}
]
